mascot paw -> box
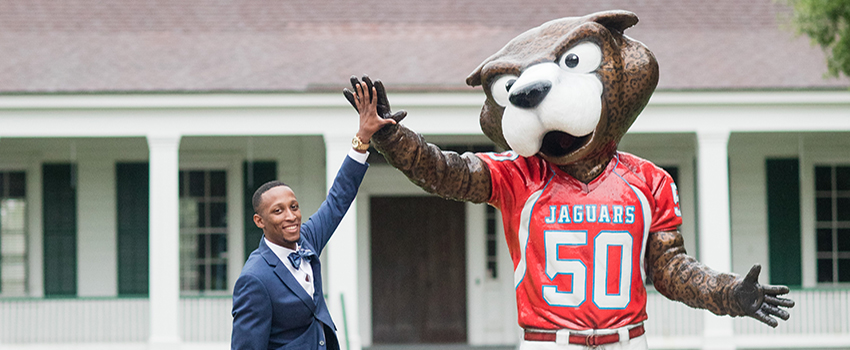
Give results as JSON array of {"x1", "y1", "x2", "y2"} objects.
[
  {"x1": 343, "y1": 75, "x2": 407, "y2": 123},
  {"x1": 734, "y1": 264, "x2": 795, "y2": 327}
]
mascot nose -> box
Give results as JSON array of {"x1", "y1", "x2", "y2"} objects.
[{"x1": 509, "y1": 81, "x2": 551, "y2": 109}]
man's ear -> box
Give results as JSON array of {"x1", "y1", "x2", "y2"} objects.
[{"x1": 253, "y1": 213, "x2": 265, "y2": 229}]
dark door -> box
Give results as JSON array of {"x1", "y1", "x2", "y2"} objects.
[{"x1": 370, "y1": 196, "x2": 467, "y2": 343}]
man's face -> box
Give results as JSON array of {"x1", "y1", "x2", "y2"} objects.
[{"x1": 254, "y1": 185, "x2": 302, "y2": 250}]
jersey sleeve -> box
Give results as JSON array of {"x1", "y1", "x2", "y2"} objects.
[
  {"x1": 648, "y1": 166, "x2": 683, "y2": 233},
  {"x1": 476, "y1": 151, "x2": 544, "y2": 211},
  {"x1": 476, "y1": 151, "x2": 517, "y2": 210}
]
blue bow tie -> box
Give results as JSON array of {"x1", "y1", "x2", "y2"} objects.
[{"x1": 287, "y1": 247, "x2": 316, "y2": 270}]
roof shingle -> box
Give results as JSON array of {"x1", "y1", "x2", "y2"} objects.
[{"x1": 1, "y1": 0, "x2": 846, "y2": 92}]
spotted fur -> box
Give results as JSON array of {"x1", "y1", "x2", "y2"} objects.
[
  {"x1": 372, "y1": 124, "x2": 491, "y2": 203},
  {"x1": 647, "y1": 230, "x2": 748, "y2": 316},
  {"x1": 369, "y1": 9, "x2": 791, "y2": 326}
]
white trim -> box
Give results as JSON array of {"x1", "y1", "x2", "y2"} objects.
[
  {"x1": 1, "y1": 91, "x2": 848, "y2": 139},
  {"x1": 648, "y1": 91, "x2": 850, "y2": 106},
  {"x1": 0, "y1": 91, "x2": 848, "y2": 110},
  {"x1": 0, "y1": 93, "x2": 483, "y2": 110},
  {"x1": 465, "y1": 201, "x2": 486, "y2": 344}
]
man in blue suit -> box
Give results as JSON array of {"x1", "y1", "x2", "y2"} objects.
[{"x1": 232, "y1": 79, "x2": 396, "y2": 350}]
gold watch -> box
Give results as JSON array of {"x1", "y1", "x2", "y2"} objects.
[{"x1": 351, "y1": 135, "x2": 370, "y2": 151}]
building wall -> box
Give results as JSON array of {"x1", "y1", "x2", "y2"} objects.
[
  {"x1": 728, "y1": 132, "x2": 850, "y2": 288},
  {"x1": 729, "y1": 133, "x2": 798, "y2": 283},
  {"x1": 2, "y1": 92, "x2": 848, "y2": 349},
  {"x1": 0, "y1": 135, "x2": 328, "y2": 298}
]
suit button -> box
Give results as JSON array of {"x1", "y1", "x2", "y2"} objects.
[{"x1": 319, "y1": 340, "x2": 325, "y2": 346}]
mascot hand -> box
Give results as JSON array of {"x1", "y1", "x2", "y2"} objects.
[
  {"x1": 733, "y1": 264, "x2": 795, "y2": 327},
  {"x1": 344, "y1": 75, "x2": 407, "y2": 123}
]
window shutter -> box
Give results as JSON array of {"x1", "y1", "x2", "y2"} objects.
[
  {"x1": 116, "y1": 163, "x2": 149, "y2": 295},
  {"x1": 243, "y1": 161, "x2": 276, "y2": 262},
  {"x1": 43, "y1": 164, "x2": 77, "y2": 296},
  {"x1": 766, "y1": 158, "x2": 802, "y2": 287}
]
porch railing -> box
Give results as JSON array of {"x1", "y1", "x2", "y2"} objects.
[
  {"x1": 644, "y1": 288, "x2": 850, "y2": 348},
  {"x1": 0, "y1": 297, "x2": 149, "y2": 343},
  {"x1": 0, "y1": 296, "x2": 232, "y2": 343},
  {"x1": 0, "y1": 289, "x2": 847, "y2": 344}
]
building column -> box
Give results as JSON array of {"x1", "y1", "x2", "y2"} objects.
[
  {"x1": 696, "y1": 130, "x2": 735, "y2": 350},
  {"x1": 147, "y1": 134, "x2": 181, "y2": 347},
  {"x1": 324, "y1": 134, "x2": 361, "y2": 350}
]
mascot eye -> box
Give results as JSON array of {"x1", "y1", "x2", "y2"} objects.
[
  {"x1": 489, "y1": 74, "x2": 519, "y2": 107},
  {"x1": 564, "y1": 53, "x2": 579, "y2": 68},
  {"x1": 558, "y1": 42, "x2": 602, "y2": 74}
]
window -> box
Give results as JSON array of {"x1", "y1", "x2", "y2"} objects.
[
  {"x1": 1, "y1": 171, "x2": 27, "y2": 296},
  {"x1": 815, "y1": 165, "x2": 850, "y2": 283},
  {"x1": 180, "y1": 170, "x2": 228, "y2": 292}
]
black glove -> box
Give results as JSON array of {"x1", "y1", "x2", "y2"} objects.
[
  {"x1": 733, "y1": 264, "x2": 795, "y2": 327},
  {"x1": 343, "y1": 75, "x2": 407, "y2": 124}
]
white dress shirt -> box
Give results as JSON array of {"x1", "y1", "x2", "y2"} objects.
[
  {"x1": 262, "y1": 149, "x2": 368, "y2": 298},
  {"x1": 265, "y1": 238, "x2": 315, "y2": 298},
  {"x1": 347, "y1": 148, "x2": 369, "y2": 164}
]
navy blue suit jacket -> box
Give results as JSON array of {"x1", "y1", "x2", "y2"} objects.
[{"x1": 232, "y1": 156, "x2": 367, "y2": 350}]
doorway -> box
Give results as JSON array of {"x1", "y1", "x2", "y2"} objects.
[{"x1": 370, "y1": 196, "x2": 467, "y2": 343}]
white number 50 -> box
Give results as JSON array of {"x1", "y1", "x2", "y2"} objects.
[{"x1": 542, "y1": 230, "x2": 633, "y2": 309}]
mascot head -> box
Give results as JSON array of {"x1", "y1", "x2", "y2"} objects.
[{"x1": 466, "y1": 10, "x2": 658, "y2": 178}]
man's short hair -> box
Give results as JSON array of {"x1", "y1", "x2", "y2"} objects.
[{"x1": 252, "y1": 180, "x2": 289, "y2": 214}]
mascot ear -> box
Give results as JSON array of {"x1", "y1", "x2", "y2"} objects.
[
  {"x1": 587, "y1": 10, "x2": 638, "y2": 35},
  {"x1": 466, "y1": 10, "x2": 638, "y2": 88},
  {"x1": 466, "y1": 63, "x2": 484, "y2": 87}
]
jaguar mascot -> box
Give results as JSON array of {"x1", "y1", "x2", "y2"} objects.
[{"x1": 344, "y1": 10, "x2": 793, "y2": 349}]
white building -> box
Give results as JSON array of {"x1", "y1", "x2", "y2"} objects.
[{"x1": 0, "y1": 1, "x2": 848, "y2": 350}]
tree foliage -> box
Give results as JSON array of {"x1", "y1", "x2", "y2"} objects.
[{"x1": 785, "y1": 0, "x2": 850, "y2": 78}]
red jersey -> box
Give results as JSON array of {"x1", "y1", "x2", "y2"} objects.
[{"x1": 478, "y1": 151, "x2": 682, "y2": 330}]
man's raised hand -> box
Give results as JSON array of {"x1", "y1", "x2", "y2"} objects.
[{"x1": 343, "y1": 75, "x2": 407, "y2": 124}]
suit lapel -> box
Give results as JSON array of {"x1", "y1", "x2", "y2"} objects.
[
  {"x1": 258, "y1": 239, "x2": 316, "y2": 310},
  {"x1": 304, "y1": 241, "x2": 323, "y2": 306}
]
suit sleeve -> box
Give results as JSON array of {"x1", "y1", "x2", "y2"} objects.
[
  {"x1": 231, "y1": 274, "x2": 272, "y2": 350},
  {"x1": 301, "y1": 155, "x2": 368, "y2": 253}
]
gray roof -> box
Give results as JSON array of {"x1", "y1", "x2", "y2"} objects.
[{"x1": 1, "y1": 0, "x2": 847, "y2": 93}]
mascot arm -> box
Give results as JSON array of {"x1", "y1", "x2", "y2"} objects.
[
  {"x1": 647, "y1": 229, "x2": 794, "y2": 327},
  {"x1": 344, "y1": 75, "x2": 492, "y2": 203},
  {"x1": 372, "y1": 122, "x2": 492, "y2": 203}
]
